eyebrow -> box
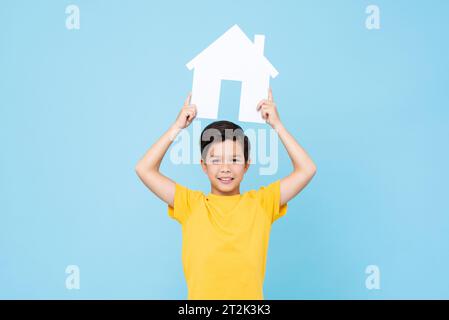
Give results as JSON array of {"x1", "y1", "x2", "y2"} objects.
[{"x1": 208, "y1": 154, "x2": 243, "y2": 159}]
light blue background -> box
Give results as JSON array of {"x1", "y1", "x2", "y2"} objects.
[{"x1": 1, "y1": 0, "x2": 448, "y2": 299}]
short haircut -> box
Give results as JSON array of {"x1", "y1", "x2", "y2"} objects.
[{"x1": 200, "y1": 120, "x2": 250, "y2": 163}]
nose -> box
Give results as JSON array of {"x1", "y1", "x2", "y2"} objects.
[{"x1": 219, "y1": 164, "x2": 231, "y2": 173}]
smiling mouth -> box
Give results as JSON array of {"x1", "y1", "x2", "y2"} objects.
[{"x1": 218, "y1": 177, "x2": 234, "y2": 184}]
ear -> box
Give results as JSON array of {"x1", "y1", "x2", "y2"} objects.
[
  {"x1": 200, "y1": 158, "x2": 208, "y2": 174},
  {"x1": 244, "y1": 158, "x2": 251, "y2": 173}
]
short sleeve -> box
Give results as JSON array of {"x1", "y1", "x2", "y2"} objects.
[
  {"x1": 167, "y1": 183, "x2": 201, "y2": 224},
  {"x1": 256, "y1": 179, "x2": 288, "y2": 223}
]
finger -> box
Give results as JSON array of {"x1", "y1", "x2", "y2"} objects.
[
  {"x1": 184, "y1": 92, "x2": 192, "y2": 106},
  {"x1": 261, "y1": 105, "x2": 273, "y2": 112},
  {"x1": 257, "y1": 100, "x2": 268, "y2": 111},
  {"x1": 262, "y1": 110, "x2": 271, "y2": 118},
  {"x1": 268, "y1": 88, "x2": 273, "y2": 102},
  {"x1": 260, "y1": 109, "x2": 267, "y2": 120},
  {"x1": 188, "y1": 110, "x2": 196, "y2": 120},
  {"x1": 264, "y1": 111, "x2": 270, "y2": 120},
  {"x1": 187, "y1": 106, "x2": 197, "y2": 117}
]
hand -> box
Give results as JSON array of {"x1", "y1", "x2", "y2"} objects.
[
  {"x1": 257, "y1": 88, "x2": 281, "y2": 129},
  {"x1": 174, "y1": 93, "x2": 197, "y2": 129}
]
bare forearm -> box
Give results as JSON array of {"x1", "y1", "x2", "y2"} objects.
[
  {"x1": 274, "y1": 123, "x2": 316, "y2": 174},
  {"x1": 257, "y1": 89, "x2": 316, "y2": 205},
  {"x1": 135, "y1": 93, "x2": 197, "y2": 206},
  {"x1": 135, "y1": 124, "x2": 181, "y2": 172}
]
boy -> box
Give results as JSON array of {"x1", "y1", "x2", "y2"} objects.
[{"x1": 135, "y1": 89, "x2": 317, "y2": 299}]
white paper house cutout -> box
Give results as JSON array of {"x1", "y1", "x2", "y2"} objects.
[{"x1": 186, "y1": 25, "x2": 279, "y2": 123}]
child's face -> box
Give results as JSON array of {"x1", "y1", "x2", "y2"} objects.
[{"x1": 201, "y1": 139, "x2": 250, "y2": 195}]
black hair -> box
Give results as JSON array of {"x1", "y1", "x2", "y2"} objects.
[{"x1": 200, "y1": 120, "x2": 250, "y2": 163}]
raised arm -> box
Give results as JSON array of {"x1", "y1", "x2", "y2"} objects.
[
  {"x1": 257, "y1": 89, "x2": 317, "y2": 206},
  {"x1": 135, "y1": 93, "x2": 197, "y2": 207}
]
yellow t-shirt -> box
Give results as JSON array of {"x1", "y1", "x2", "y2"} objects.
[{"x1": 167, "y1": 180, "x2": 288, "y2": 300}]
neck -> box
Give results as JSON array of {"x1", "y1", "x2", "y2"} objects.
[{"x1": 210, "y1": 185, "x2": 240, "y2": 196}]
